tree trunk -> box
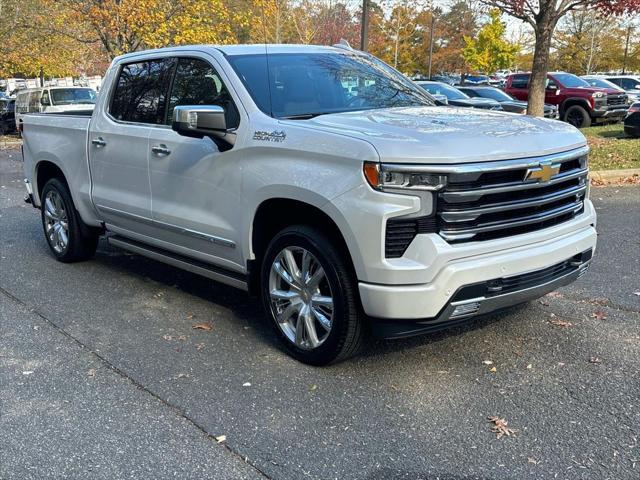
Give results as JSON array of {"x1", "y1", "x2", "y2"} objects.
[{"x1": 528, "y1": 24, "x2": 554, "y2": 117}]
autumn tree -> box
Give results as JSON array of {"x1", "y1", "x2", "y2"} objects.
[
  {"x1": 462, "y1": 8, "x2": 519, "y2": 73},
  {"x1": 430, "y1": 1, "x2": 480, "y2": 74},
  {"x1": 52, "y1": 0, "x2": 247, "y2": 59},
  {"x1": 479, "y1": 0, "x2": 640, "y2": 116}
]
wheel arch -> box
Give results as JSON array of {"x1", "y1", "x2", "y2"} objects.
[
  {"x1": 559, "y1": 97, "x2": 592, "y2": 117},
  {"x1": 249, "y1": 197, "x2": 358, "y2": 296}
]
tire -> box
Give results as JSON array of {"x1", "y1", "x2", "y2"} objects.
[
  {"x1": 563, "y1": 105, "x2": 592, "y2": 128},
  {"x1": 260, "y1": 225, "x2": 365, "y2": 365},
  {"x1": 40, "y1": 178, "x2": 99, "y2": 262}
]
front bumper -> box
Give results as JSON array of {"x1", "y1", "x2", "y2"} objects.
[
  {"x1": 593, "y1": 106, "x2": 629, "y2": 118},
  {"x1": 359, "y1": 218, "x2": 597, "y2": 337}
]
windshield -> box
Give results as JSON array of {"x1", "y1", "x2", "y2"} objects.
[
  {"x1": 552, "y1": 73, "x2": 590, "y2": 88},
  {"x1": 583, "y1": 78, "x2": 622, "y2": 90},
  {"x1": 50, "y1": 88, "x2": 97, "y2": 106},
  {"x1": 417, "y1": 82, "x2": 469, "y2": 100},
  {"x1": 473, "y1": 88, "x2": 514, "y2": 101},
  {"x1": 227, "y1": 52, "x2": 434, "y2": 118}
]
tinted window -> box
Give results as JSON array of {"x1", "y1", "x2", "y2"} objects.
[
  {"x1": 552, "y1": 73, "x2": 589, "y2": 88},
  {"x1": 418, "y1": 82, "x2": 468, "y2": 100},
  {"x1": 473, "y1": 88, "x2": 514, "y2": 101},
  {"x1": 167, "y1": 58, "x2": 239, "y2": 128},
  {"x1": 111, "y1": 59, "x2": 175, "y2": 124},
  {"x1": 50, "y1": 88, "x2": 96, "y2": 105},
  {"x1": 510, "y1": 75, "x2": 529, "y2": 89},
  {"x1": 228, "y1": 53, "x2": 433, "y2": 118}
]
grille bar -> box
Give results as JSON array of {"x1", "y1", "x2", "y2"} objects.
[
  {"x1": 440, "y1": 183, "x2": 587, "y2": 222},
  {"x1": 439, "y1": 201, "x2": 583, "y2": 241},
  {"x1": 441, "y1": 168, "x2": 588, "y2": 201}
]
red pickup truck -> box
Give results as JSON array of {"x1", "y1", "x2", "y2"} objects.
[{"x1": 505, "y1": 72, "x2": 629, "y2": 128}]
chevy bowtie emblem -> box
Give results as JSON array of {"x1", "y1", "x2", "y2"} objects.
[{"x1": 524, "y1": 162, "x2": 560, "y2": 183}]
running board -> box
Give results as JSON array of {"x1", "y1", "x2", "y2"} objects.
[{"x1": 107, "y1": 236, "x2": 248, "y2": 291}]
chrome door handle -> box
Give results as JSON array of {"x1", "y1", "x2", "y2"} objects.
[
  {"x1": 91, "y1": 137, "x2": 107, "y2": 147},
  {"x1": 151, "y1": 144, "x2": 171, "y2": 156}
]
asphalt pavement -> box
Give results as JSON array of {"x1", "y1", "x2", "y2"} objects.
[{"x1": 1, "y1": 144, "x2": 639, "y2": 480}]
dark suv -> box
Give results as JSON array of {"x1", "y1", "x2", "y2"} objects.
[
  {"x1": 505, "y1": 72, "x2": 628, "y2": 128},
  {"x1": 0, "y1": 98, "x2": 16, "y2": 134}
]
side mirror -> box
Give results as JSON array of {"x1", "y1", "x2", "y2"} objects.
[
  {"x1": 41, "y1": 96, "x2": 50, "y2": 106},
  {"x1": 546, "y1": 84, "x2": 557, "y2": 91},
  {"x1": 172, "y1": 105, "x2": 227, "y2": 138},
  {"x1": 634, "y1": 85, "x2": 640, "y2": 90}
]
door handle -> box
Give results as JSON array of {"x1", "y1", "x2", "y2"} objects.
[
  {"x1": 151, "y1": 144, "x2": 171, "y2": 156},
  {"x1": 91, "y1": 137, "x2": 107, "y2": 147}
]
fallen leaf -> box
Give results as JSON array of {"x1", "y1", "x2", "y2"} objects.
[
  {"x1": 196, "y1": 343, "x2": 205, "y2": 351},
  {"x1": 309, "y1": 384, "x2": 318, "y2": 391},
  {"x1": 87, "y1": 368, "x2": 96, "y2": 377},
  {"x1": 489, "y1": 366, "x2": 497, "y2": 373},
  {"x1": 186, "y1": 314, "x2": 194, "y2": 320},
  {"x1": 162, "y1": 334, "x2": 173, "y2": 341},
  {"x1": 546, "y1": 291, "x2": 563, "y2": 299},
  {"x1": 589, "y1": 357, "x2": 602, "y2": 364},
  {"x1": 549, "y1": 319, "x2": 573, "y2": 328},
  {"x1": 22, "y1": 371, "x2": 33, "y2": 375},
  {"x1": 483, "y1": 360, "x2": 494, "y2": 365},
  {"x1": 633, "y1": 291, "x2": 640, "y2": 297},
  {"x1": 488, "y1": 416, "x2": 517, "y2": 439},
  {"x1": 177, "y1": 335, "x2": 187, "y2": 341},
  {"x1": 526, "y1": 364, "x2": 532, "y2": 369},
  {"x1": 176, "y1": 373, "x2": 191, "y2": 379},
  {"x1": 192, "y1": 322, "x2": 213, "y2": 331},
  {"x1": 591, "y1": 310, "x2": 607, "y2": 321},
  {"x1": 528, "y1": 457, "x2": 539, "y2": 465},
  {"x1": 215, "y1": 435, "x2": 226, "y2": 443},
  {"x1": 243, "y1": 382, "x2": 251, "y2": 387}
]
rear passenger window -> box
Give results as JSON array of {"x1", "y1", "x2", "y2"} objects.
[
  {"x1": 510, "y1": 75, "x2": 529, "y2": 89},
  {"x1": 110, "y1": 59, "x2": 175, "y2": 124},
  {"x1": 166, "y1": 58, "x2": 240, "y2": 129}
]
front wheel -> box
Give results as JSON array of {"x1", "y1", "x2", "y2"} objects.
[
  {"x1": 41, "y1": 178, "x2": 99, "y2": 262},
  {"x1": 563, "y1": 105, "x2": 592, "y2": 128},
  {"x1": 260, "y1": 225, "x2": 365, "y2": 365}
]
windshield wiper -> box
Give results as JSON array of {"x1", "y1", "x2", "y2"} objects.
[{"x1": 280, "y1": 112, "x2": 332, "y2": 120}]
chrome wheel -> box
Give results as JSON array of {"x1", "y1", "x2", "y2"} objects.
[
  {"x1": 268, "y1": 246, "x2": 334, "y2": 350},
  {"x1": 43, "y1": 190, "x2": 69, "y2": 254}
]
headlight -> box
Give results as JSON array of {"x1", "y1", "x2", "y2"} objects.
[
  {"x1": 591, "y1": 92, "x2": 604, "y2": 98},
  {"x1": 363, "y1": 162, "x2": 447, "y2": 191}
]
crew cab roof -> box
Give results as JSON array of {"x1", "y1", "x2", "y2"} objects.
[{"x1": 113, "y1": 44, "x2": 356, "y2": 63}]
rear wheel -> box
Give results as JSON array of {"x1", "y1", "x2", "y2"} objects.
[
  {"x1": 41, "y1": 178, "x2": 99, "y2": 262},
  {"x1": 260, "y1": 225, "x2": 365, "y2": 365},
  {"x1": 563, "y1": 105, "x2": 592, "y2": 128}
]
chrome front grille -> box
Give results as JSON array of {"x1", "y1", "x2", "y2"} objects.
[
  {"x1": 607, "y1": 94, "x2": 628, "y2": 106},
  {"x1": 436, "y1": 147, "x2": 589, "y2": 243}
]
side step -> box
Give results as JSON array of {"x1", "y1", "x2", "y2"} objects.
[{"x1": 108, "y1": 235, "x2": 248, "y2": 291}]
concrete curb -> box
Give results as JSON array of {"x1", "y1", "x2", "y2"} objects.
[{"x1": 590, "y1": 168, "x2": 640, "y2": 182}]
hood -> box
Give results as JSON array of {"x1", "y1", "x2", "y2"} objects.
[
  {"x1": 449, "y1": 98, "x2": 500, "y2": 109},
  {"x1": 295, "y1": 106, "x2": 586, "y2": 164},
  {"x1": 561, "y1": 86, "x2": 621, "y2": 96},
  {"x1": 500, "y1": 100, "x2": 556, "y2": 112}
]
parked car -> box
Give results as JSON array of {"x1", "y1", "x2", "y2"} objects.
[
  {"x1": 0, "y1": 98, "x2": 16, "y2": 134},
  {"x1": 624, "y1": 102, "x2": 640, "y2": 138},
  {"x1": 416, "y1": 81, "x2": 503, "y2": 110},
  {"x1": 15, "y1": 87, "x2": 97, "y2": 127},
  {"x1": 603, "y1": 75, "x2": 640, "y2": 104},
  {"x1": 21, "y1": 45, "x2": 596, "y2": 365},
  {"x1": 458, "y1": 85, "x2": 558, "y2": 118},
  {"x1": 505, "y1": 72, "x2": 629, "y2": 128}
]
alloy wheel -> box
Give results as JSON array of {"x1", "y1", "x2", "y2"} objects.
[
  {"x1": 268, "y1": 246, "x2": 334, "y2": 350},
  {"x1": 43, "y1": 190, "x2": 69, "y2": 254}
]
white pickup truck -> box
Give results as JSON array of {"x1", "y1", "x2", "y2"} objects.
[{"x1": 22, "y1": 44, "x2": 597, "y2": 365}]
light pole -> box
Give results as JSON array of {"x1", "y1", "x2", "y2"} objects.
[
  {"x1": 360, "y1": 0, "x2": 370, "y2": 52},
  {"x1": 427, "y1": 13, "x2": 436, "y2": 79}
]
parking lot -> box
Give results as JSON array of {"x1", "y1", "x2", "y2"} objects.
[{"x1": 1, "y1": 144, "x2": 639, "y2": 479}]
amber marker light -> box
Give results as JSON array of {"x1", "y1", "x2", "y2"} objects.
[{"x1": 363, "y1": 162, "x2": 381, "y2": 189}]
